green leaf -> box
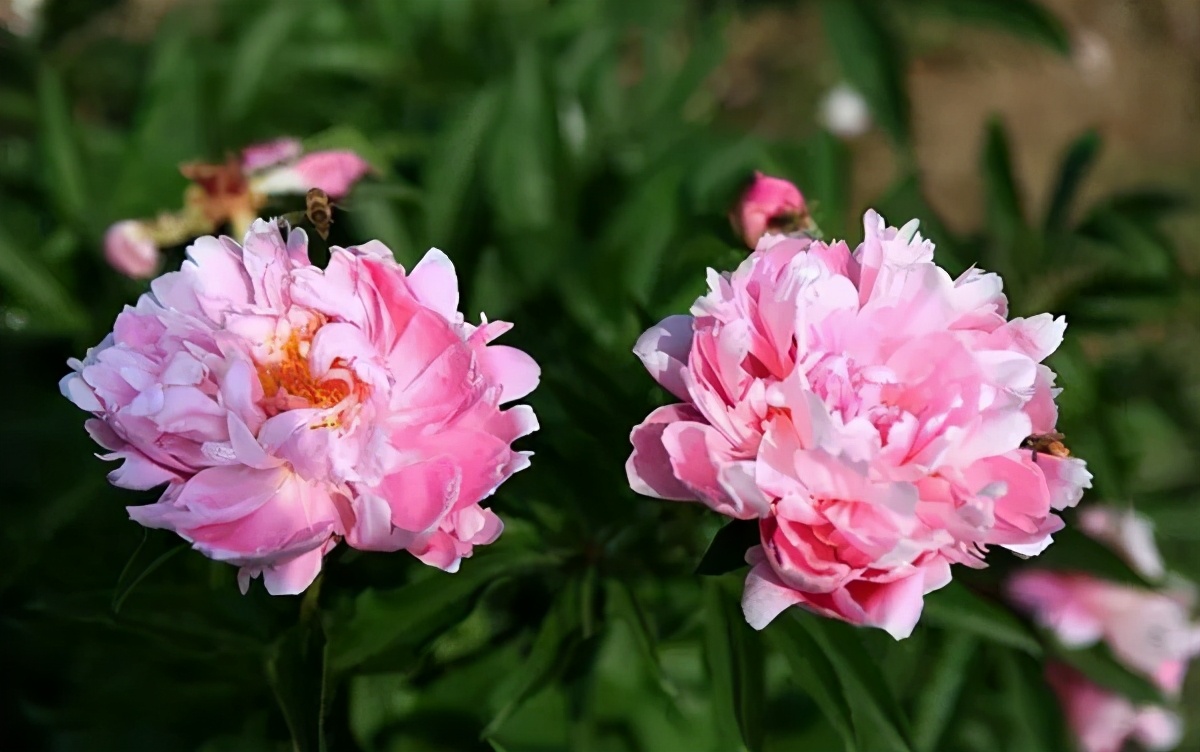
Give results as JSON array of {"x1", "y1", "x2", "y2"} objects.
[
  {"x1": 1044, "y1": 130, "x2": 1101, "y2": 233},
  {"x1": 267, "y1": 620, "x2": 329, "y2": 752},
  {"x1": 802, "y1": 130, "x2": 850, "y2": 240},
  {"x1": 820, "y1": 0, "x2": 910, "y2": 146},
  {"x1": 0, "y1": 224, "x2": 88, "y2": 334},
  {"x1": 982, "y1": 118, "x2": 1025, "y2": 250},
  {"x1": 1052, "y1": 641, "x2": 1164, "y2": 706},
  {"x1": 223, "y1": 2, "x2": 299, "y2": 122},
  {"x1": 794, "y1": 613, "x2": 913, "y2": 752},
  {"x1": 997, "y1": 650, "x2": 1061, "y2": 752},
  {"x1": 604, "y1": 579, "x2": 678, "y2": 699},
  {"x1": 36, "y1": 64, "x2": 88, "y2": 223},
  {"x1": 424, "y1": 86, "x2": 503, "y2": 245},
  {"x1": 912, "y1": 0, "x2": 1070, "y2": 53},
  {"x1": 921, "y1": 582, "x2": 1041, "y2": 655},
  {"x1": 327, "y1": 549, "x2": 549, "y2": 673},
  {"x1": 481, "y1": 582, "x2": 584, "y2": 738},
  {"x1": 611, "y1": 165, "x2": 683, "y2": 305},
  {"x1": 768, "y1": 616, "x2": 857, "y2": 752},
  {"x1": 110, "y1": 532, "x2": 187, "y2": 614},
  {"x1": 485, "y1": 46, "x2": 558, "y2": 234},
  {"x1": 695, "y1": 519, "x2": 759, "y2": 576},
  {"x1": 911, "y1": 633, "x2": 977, "y2": 752},
  {"x1": 703, "y1": 579, "x2": 766, "y2": 752}
]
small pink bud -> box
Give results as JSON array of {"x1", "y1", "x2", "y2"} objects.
[
  {"x1": 240, "y1": 138, "x2": 304, "y2": 172},
  {"x1": 104, "y1": 221, "x2": 160, "y2": 279},
  {"x1": 731, "y1": 172, "x2": 807, "y2": 249}
]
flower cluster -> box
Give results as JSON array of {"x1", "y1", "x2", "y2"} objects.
[
  {"x1": 1008, "y1": 506, "x2": 1200, "y2": 752},
  {"x1": 63, "y1": 221, "x2": 539, "y2": 594},
  {"x1": 628, "y1": 209, "x2": 1091, "y2": 638},
  {"x1": 104, "y1": 138, "x2": 372, "y2": 279}
]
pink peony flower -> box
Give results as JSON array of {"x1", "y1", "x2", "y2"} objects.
[
  {"x1": 62, "y1": 220, "x2": 539, "y2": 594},
  {"x1": 730, "y1": 172, "x2": 808, "y2": 250},
  {"x1": 1009, "y1": 570, "x2": 1200, "y2": 695},
  {"x1": 104, "y1": 220, "x2": 161, "y2": 279},
  {"x1": 1046, "y1": 663, "x2": 1182, "y2": 752},
  {"x1": 627, "y1": 210, "x2": 1091, "y2": 638},
  {"x1": 240, "y1": 138, "x2": 304, "y2": 173}
]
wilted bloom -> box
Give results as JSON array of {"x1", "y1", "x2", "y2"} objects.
[
  {"x1": 1009, "y1": 570, "x2": 1200, "y2": 693},
  {"x1": 104, "y1": 221, "x2": 161, "y2": 279},
  {"x1": 62, "y1": 220, "x2": 539, "y2": 594},
  {"x1": 730, "y1": 172, "x2": 808, "y2": 250},
  {"x1": 1046, "y1": 663, "x2": 1182, "y2": 752},
  {"x1": 627, "y1": 210, "x2": 1090, "y2": 638},
  {"x1": 1079, "y1": 505, "x2": 1165, "y2": 581},
  {"x1": 101, "y1": 138, "x2": 372, "y2": 279}
]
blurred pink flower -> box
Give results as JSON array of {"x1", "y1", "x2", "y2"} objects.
[
  {"x1": 1079, "y1": 505, "x2": 1166, "y2": 581},
  {"x1": 62, "y1": 220, "x2": 539, "y2": 594},
  {"x1": 628, "y1": 210, "x2": 1090, "y2": 638},
  {"x1": 730, "y1": 172, "x2": 808, "y2": 249},
  {"x1": 1009, "y1": 570, "x2": 1200, "y2": 695},
  {"x1": 100, "y1": 138, "x2": 374, "y2": 278},
  {"x1": 1046, "y1": 663, "x2": 1182, "y2": 752},
  {"x1": 104, "y1": 220, "x2": 160, "y2": 279}
]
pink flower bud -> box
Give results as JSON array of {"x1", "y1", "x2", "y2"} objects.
[
  {"x1": 731, "y1": 172, "x2": 807, "y2": 249},
  {"x1": 240, "y1": 138, "x2": 304, "y2": 172},
  {"x1": 251, "y1": 150, "x2": 372, "y2": 199},
  {"x1": 104, "y1": 221, "x2": 160, "y2": 279}
]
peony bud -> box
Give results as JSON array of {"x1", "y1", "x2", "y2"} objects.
[
  {"x1": 103, "y1": 221, "x2": 160, "y2": 279},
  {"x1": 730, "y1": 172, "x2": 808, "y2": 249}
]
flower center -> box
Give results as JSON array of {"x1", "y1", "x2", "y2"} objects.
[{"x1": 256, "y1": 332, "x2": 356, "y2": 420}]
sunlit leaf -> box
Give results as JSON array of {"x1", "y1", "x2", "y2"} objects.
[{"x1": 921, "y1": 582, "x2": 1041, "y2": 656}]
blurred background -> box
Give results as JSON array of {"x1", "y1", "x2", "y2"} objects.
[{"x1": 2, "y1": 0, "x2": 1200, "y2": 750}]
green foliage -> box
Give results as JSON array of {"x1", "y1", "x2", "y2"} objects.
[{"x1": 2, "y1": 0, "x2": 1197, "y2": 750}]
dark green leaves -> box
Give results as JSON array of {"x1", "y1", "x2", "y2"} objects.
[
  {"x1": 769, "y1": 615, "x2": 857, "y2": 752},
  {"x1": 910, "y1": 0, "x2": 1070, "y2": 53},
  {"x1": 703, "y1": 580, "x2": 766, "y2": 752},
  {"x1": 820, "y1": 0, "x2": 909, "y2": 146},
  {"x1": 922, "y1": 582, "x2": 1041, "y2": 656},
  {"x1": 695, "y1": 519, "x2": 759, "y2": 576},
  {"x1": 911, "y1": 633, "x2": 977, "y2": 752},
  {"x1": 267, "y1": 619, "x2": 329, "y2": 752},
  {"x1": 1044, "y1": 130, "x2": 1101, "y2": 233},
  {"x1": 327, "y1": 550, "x2": 549, "y2": 673}
]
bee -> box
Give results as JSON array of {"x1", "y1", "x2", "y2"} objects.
[
  {"x1": 276, "y1": 188, "x2": 338, "y2": 240},
  {"x1": 1021, "y1": 432, "x2": 1070, "y2": 462},
  {"x1": 305, "y1": 188, "x2": 333, "y2": 240}
]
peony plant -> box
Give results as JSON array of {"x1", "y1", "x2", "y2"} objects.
[
  {"x1": 62, "y1": 220, "x2": 539, "y2": 594},
  {"x1": 628, "y1": 191, "x2": 1091, "y2": 639}
]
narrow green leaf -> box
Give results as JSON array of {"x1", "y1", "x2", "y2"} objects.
[
  {"x1": 997, "y1": 651, "x2": 1056, "y2": 752},
  {"x1": 223, "y1": 3, "x2": 299, "y2": 122},
  {"x1": 611, "y1": 165, "x2": 683, "y2": 305},
  {"x1": 921, "y1": 582, "x2": 1041, "y2": 655},
  {"x1": 327, "y1": 549, "x2": 549, "y2": 673},
  {"x1": 0, "y1": 224, "x2": 87, "y2": 334},
  {"x1": 769, "y1": 616, "x2": 857, "y2": 752},
  {"x1": 1052, "y1": 641, "x2": 1164, "y2": 706},
  {"x1": 703, "y1": 579, "x2": 766, "y2": 752},
  {"x1": 605, "y1": 579, "x2": 678, "y2": 698},
  {"x1": 111, "y1": 537, "x2": 187, "y2": 614},
  {"x1": 425, "y1": 86, "x2": 503, "y2": 245},
  {"x1": 36, "y1": 64, "x2": 88, "y2": 223},
  {"x1": 481, "y1": 583, "x2": 583, "y2": 738},
  {"x1": 912, "y1": 633, "x2": 977, "y2": 752},
  {"x1": 267, "y1": 621, "x2": 328, "y2": 752},
  {"x1": 794, "y1": 613, "x2": 913, "y2": 752},
  {"x1": 803, "y1": 130, "x2": 850, "y2": 240},
  {"x1": 1044, "y1": 130, "x2": 1101, "y2": 233},
  {"x1": 820, "y1": 0, "x2": 910, "y2": 146},
  {"x1": 912, "y1": 0, "x2": 1070, "y2": 53},
  {"x1": 695, "y1": 519, "x2": 759, "y2": 576},
  {"x1": 982, "y1": 118, "x2": 1024, "y2": 243}
]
